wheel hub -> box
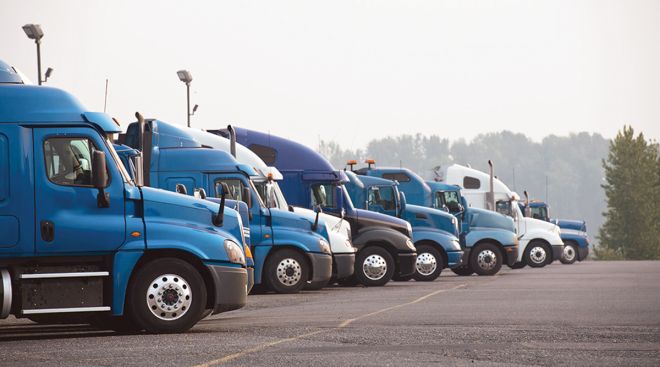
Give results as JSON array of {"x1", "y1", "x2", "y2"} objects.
[
  {"x1": 363, "y1": 254, "x2": 387, "y2": 280},
  {"x1": 563, "y1": 246, "x2": 576, "y2": 262},
  {"x1": 477, "y1": 249, "x2": 497, "y2": 271},
  {"x1": 146, "y1": 274, "x2": 192, "y2": 321},
  {"x1": 276, "y1": 258, "x2": 302, "y2": 286},
  {"x1": 415, "y1": 252, "x2": 438, "y2": 276},
  {"x1": 530, "y1": 246, "x2": 547, "y2": 264}
]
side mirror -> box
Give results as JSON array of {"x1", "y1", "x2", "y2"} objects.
[
  {"x1": 312, "y1": 204, "x2": 322, "y2": 231},
  {"x1": 243, "y1": 186, "x2": 253, "y2": 220},
  {"x1": 92, "y1": 150, "x2": 110, "y2": 208},
  {"x1": 176, "y1": 184, "x2": 188, "y2": 195},
  {"x1": 398, "y1": 191, "x2": 407, "y2": 216},
  {"x1": 213, "y1": 183, "x2": 229, "y2": 227},
  {"x1": 288, "y1": 205, "x2": 294, "y2": 212},
  {"x1": 197, "y1": 188, "x2": 207, "y2": 199},
  {"x1": 132, "y1": 154, "x2": 144, "y2": 186},
  {"x1": 265, "y1": 182, "x2": 274, "y2": 208},
  {"x1": 335, "y1": 185, "x2": 344, "y2": 210}
]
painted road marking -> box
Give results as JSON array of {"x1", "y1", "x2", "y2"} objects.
[{"x1": 193, "y1": 283, "x2": 467, "y2": 367}]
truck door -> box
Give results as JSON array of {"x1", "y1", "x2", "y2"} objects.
[{"x1": 33, "y1": 128, "x2": 126, "y2": 254}]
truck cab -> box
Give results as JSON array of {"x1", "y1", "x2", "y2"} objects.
[
  {"x1": 122, "y1": 120, "x2": 334, "y2": 294},
  {"x1": 211, "y1": 127, "x2": 418, "y2": 287},
  {"x1": 343, "y1": 168, "x2": 463, "y2": 281},
  {"x1": 444, "y1": 163, "x2": 564, "y2": 268},
  {"x1": 519, "y1": 201, "x2": 589, "y2": 264},
  {"x1": 356, "y1": 164, "x2": 519, "y2": 276},
  {"x1": 0, "y1": 66, "x2": 248, "y2": 333}
]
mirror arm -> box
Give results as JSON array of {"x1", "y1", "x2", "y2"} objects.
[{"x1": 214, "y1": 183, "x2": 229, "y2": 227}]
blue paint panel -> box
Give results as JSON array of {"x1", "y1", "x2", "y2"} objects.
[
  {"x1": 0, "y1": 216, "x2": 18, "y2": 247},
  {"x1": 0, "y1": 133, "x2": 7, "y2": 201}
]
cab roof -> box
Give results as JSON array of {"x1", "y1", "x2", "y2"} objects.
[{"x1": 0, "y1": 84, "x2": 120, "y2": 133}]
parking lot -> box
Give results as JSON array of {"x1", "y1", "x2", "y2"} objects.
[{"x1": 1, "y1": 261, "x2": 659, "y2": 367}]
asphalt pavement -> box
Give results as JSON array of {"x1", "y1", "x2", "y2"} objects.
[{"x1": 1, "y1": 261, "x2": 659, "y2": 366}]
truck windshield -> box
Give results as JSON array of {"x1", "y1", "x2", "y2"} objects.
[
  {"x1": 254, "y1": 181, "x2": 288, "y2": 210},
  {"x1": 368, "y1": 185, "x2": 396, "y2": 210},
  {"x1": 496, "y1": 200, "x2": 513, "y2": 217},
  {"x1": 531, "y1": 206, "x2": 549, "y2": 221}
]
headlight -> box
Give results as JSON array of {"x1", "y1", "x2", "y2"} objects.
[
  {"x1": 405, "y1": 239, "x2": 416, "y2": 251},
  {"x1": 224, "y1": 240, "x2": 246, "y2": 265},
  {"x1": 318, "y1": 239, "x2": 332, "y2": 254}
]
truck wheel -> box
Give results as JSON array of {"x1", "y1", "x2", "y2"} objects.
[
  {"x1": 560, "y1": 243, "x2": 578, "y2": 264},
  {"x1": 451, "y1": 265, "x2": 474, "y2": 276},
  {"x1": 525, "y1": 241, "x2": 550, "y2": 268},
  {"x1": 470, "y1": 243, "x2": 502, "y2": 276},
  {"x1": 127, "y1": 258, "x2": 207, "y2": 333},
  {"x1": 413, "y1": 244, "x2": 443, "y2": 282},
  {"x1": 264, "y1": 249, "x2": 309, "y2": 294},
  {"x1": 355, "y1": 247, "x2": 394, "y2": 287}
]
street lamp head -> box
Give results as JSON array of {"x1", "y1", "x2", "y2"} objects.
[
  {"x1": 177, "y1": 70, "x2": 193, "y2": 84},
  {"x1": 22, "y1": 24, "x2": 44, "y2": 41},
  {"x1": 192, "y1": 104, "x2": 199, "y2": 114},
  {"x1": 44, "y1": 67, "x2": 53, "y2": 82}
]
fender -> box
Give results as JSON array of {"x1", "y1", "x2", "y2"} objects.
[
  {"x1": 523, "y1": 228, "x2": 564, "y2": 247},
  {"x1": 111, "y1": 250, "x2": 143, "y2": 315},
  {"x1": 412, "y1": 227, "x2": 461, "y2": 253},
  {"x1": 560, "y1": 230, "x2": 589, "y2": 248},
  {"x1": 465, "y1": 227, "x2": 518, "y2": 249},
  {"x1": 353, "y1": 226, "x2": 412, "y2": 252}
]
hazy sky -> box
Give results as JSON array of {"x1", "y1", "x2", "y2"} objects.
[{"x1": 2, "y1": 0, "x2": 659, "y2": 148}]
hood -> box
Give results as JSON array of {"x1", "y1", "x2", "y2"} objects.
[
  {"x1": 404, "y1": 204, "x2": 459, "y2": 237},
  {"x1": 355, "y1": 208, "x2": 411, "y2": 237},
  {"x1": 141, "y1": 186, "x2": 243, "y2": 243},
  {"x1": 555, "y1": 219, "x2": 587, "y2": 232},
  {"x1": 467, "y1": 207, "x2": 516, "y2": 232},
  {"x1": 269, "y1": 207, "x2": 328, "y2": 241},
  {"x1": 522, "y1": 216, "x2": 561, "y2": 234},
  {"x1": 292, "y1": 207, "x2": 355, "y2": 254}
]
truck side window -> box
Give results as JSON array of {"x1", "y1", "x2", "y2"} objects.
[
  {"x1": 463, "y1": 176, "x2": 480, "y2": 189},
  {"x1": 214, "y1": 179, "x2": 245, "y2": 202},
  {"x1": 311, "y1": 183, "x2": 335, "y2": 209},
  {"x1": 443, "y1": 191, "x2": 461, "y2": 213},
  {"x1": 382, "y1": 172, "x2": 411, "y2": 182},
  {"x1": 43, "y1": 137, "x2": 100, "y2": 187},
  {"x1": 368, "y1": 186, "x2": 396, "y2": 210}
]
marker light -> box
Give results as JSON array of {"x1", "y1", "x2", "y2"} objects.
[
  {"x1": 364, "y1": 159, "x2": 376, "y2": 165},
  {"x1": 347, "y1": 159, "x2": 357, "y2": 165}
]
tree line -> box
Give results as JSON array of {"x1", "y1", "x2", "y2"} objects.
[{"x1": 319, "y1": 127, "x2": 660, "y2": 259}]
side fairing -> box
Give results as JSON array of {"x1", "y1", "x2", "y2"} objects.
[{"x1": 411, "y1": 227, "x2": 461, "y2": 252}]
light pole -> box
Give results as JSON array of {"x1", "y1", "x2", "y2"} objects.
[
  {"x1": 22, "y1": 24, "x2": 53, "y2": 85},
  {"x1": 176, "y1": 70, "x2": 195, "y2": 127}
]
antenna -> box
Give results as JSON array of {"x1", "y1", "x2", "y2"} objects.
[{"x1": 103, "y1": 78, "x2": 109, "y2": 113}]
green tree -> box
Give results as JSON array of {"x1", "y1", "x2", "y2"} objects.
[{"x1": 596, "y1": 126, "x2": 660, "y2": 259}]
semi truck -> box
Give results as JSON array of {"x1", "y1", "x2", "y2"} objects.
[
  {"x1": 443, "y1": 163, "x2": 564, "y2": 268},
  {"x1": 342, "y1": 167, "x2": 463, "y2": 281},
  {"x1": 0, "y1": 64, "x2": 248, "y2": 333},
  {"x1": 120, "y1": 119, "x2": 338, "y2": 293},
  {"x1": 518, "y1": 199, "x2": 589, "y2": 264},
  {"x1": 354, "y1": 163, "x2": 519, "y2": 276},
  {"x1": 211, "y1": 127, "x2": 418, "y2": 287}
]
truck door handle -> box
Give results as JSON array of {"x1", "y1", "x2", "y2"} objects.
[{"x1": 40, "y1": 220, "x2": 54, "y2": 242}]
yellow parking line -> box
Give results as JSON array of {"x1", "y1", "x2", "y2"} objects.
[{"x1": 193, "y1": 283, "x2": 466, "y2": 367}]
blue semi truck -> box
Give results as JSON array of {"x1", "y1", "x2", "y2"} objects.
[
  {"x1": 355, "y1": 164, "x2": 519, "y2": 276},
  {"x1": 519, "y1": 199, "x2": 589, "y2": 264},
  {"x1": 211, "y1": 127, "x2": 418, "y2": 287},
  {"x1": 0, "y1": 63, "x2": 248, "y2": 333},
  {"x1": 343, "y1": 167, "x2": 463, "y2": 281},
  {"x1": 120, "y1": 119, "x2": 335, "y2": 294}
]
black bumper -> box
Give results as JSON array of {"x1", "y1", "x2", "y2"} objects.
[
  {"x1": 460, "y1": 248, "x2": 471, "y2": 266},
  {"x1": 207, "y1": 265, "x2": 248, "y2": 315},
  {"x1": 396, "y1": 252, "x2": 417, "y2": 277},
  {"x1": 308, "y1": 252, "x2": 333, "y2": 283},
  {"x1": 551, "y1": 245, "x2": 564, "y2": 262},
  {"x1": 578, "y1": 246, "x2": 589, "y2": 261},
  {"x1": 333, "y1": 252, "x2": 356, "y2": 280},
  {"x1": 504, "y1": 246, "x2": 518, "y2": 266}
]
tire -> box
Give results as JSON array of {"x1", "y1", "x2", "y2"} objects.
[
  {"x1": 508, "y1": 261, "x2": 526, "y2": 269},
  {"x1": 525, "y1": 241, "x2": 551, "y2": 268},
  {"x1": 451, "y1": 265, "x2": 474, "y2": 276},
  {"x1": 469, "y1": 243, "x2": 503, "y2": 276},
  {"x1": 355, "y1": 246, "x2": 394, "y2": 287},
  {"x1": 304, "y1": 280, "x2": 328, "y2": 290},
  {"x1": 126, "y1": 258, "x2": 207, "y2": 334},
  {"x1": 560, "y1": 243, "x2": 578, "y2": 265},
  {"x1": 264, "y1": 249, "x2": 309, "y2": 294},
  {"x1": 392, "y1": 274, "x2": 414, "y2": 281},
  {"x1": 412, "y1": 244, "x2": 444, "y2": 282}
]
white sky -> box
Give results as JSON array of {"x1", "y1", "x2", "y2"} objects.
[{"x1": 2, "y1": 0, "x2": 659, "y2": 148}]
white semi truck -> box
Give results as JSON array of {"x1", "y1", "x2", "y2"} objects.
[{"x1": 443, "y1": 162, "x2": 564, "y2": 268}]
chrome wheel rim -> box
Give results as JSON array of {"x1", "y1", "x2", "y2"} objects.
[
  {"x1": 563, "y1": 246, "x2": 576, "y2": 262},
  {"x1": 415, "y1": 252, "x2": 438, "y2": 276},
  {"x1": 276, "y1": 258, "x2": 303, "y2": 286},
  {"x1": 146, "y1": 273, "x2": 192, "y2": 321},
  {"x1": 530, "y1": 246, "x2": 547, "y2": 264},
  {"x1": 477, "y1": 249, "x2": 497, "y2": 271},
  {"x1": 363, "y1": 254, "x2": 387, "y2": 280}
]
